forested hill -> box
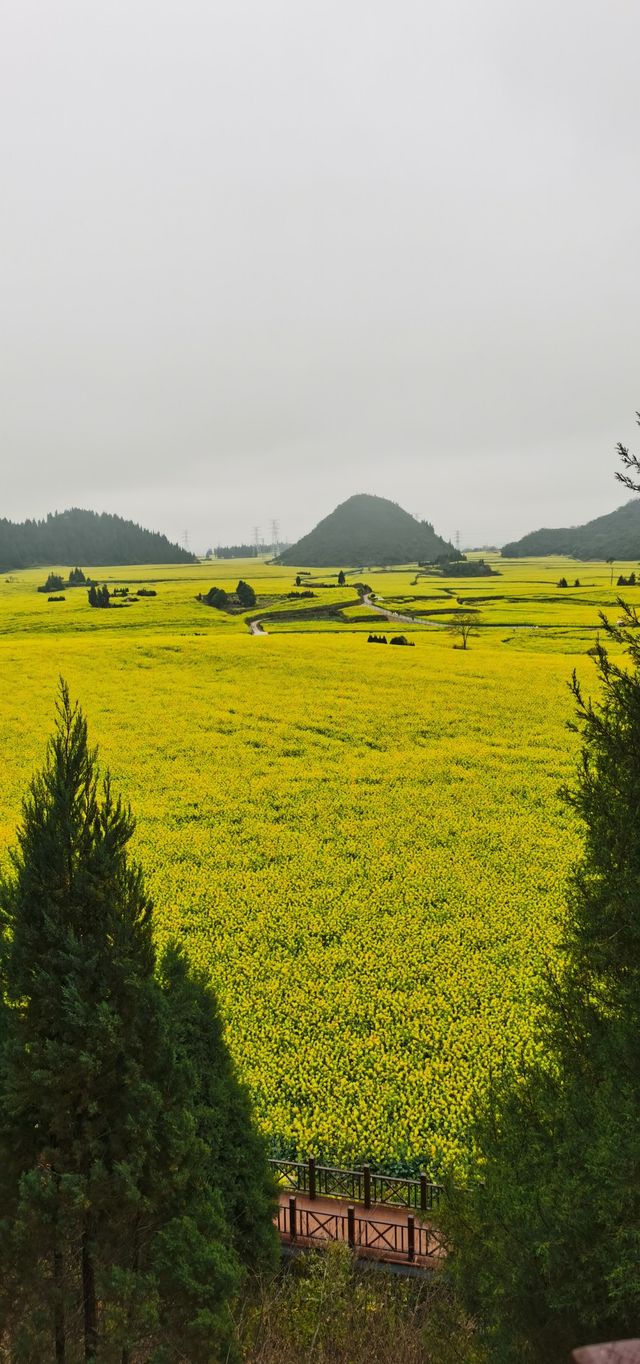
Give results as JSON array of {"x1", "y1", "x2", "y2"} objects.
[
  {"x1": 502, "y1": 498, "x2": 640, "y2": 560},
  {"x1": 0, "y1": 509, "x2": 196, "y2": 570},
  {"x1": 277, "y1": 493, "x2": 454, "y2": 566}
]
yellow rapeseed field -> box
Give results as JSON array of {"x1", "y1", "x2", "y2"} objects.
[{"x1": 0, "y1": 555, "x2": 635, "y2": 1173}]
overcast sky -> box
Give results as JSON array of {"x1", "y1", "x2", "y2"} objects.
[{"x1": 2, "y1": 0, "x2": 640, "y2": 552}]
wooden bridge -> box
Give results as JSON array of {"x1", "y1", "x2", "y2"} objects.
[{"x1": 269, "y1": 1158, "x2": 445, "y2": 1269}]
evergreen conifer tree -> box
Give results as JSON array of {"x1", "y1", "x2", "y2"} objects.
[
  {"x1": 0, "y1": 682, "x2": 276, "y2": 1361},
  {"x1": 236, "y1": 580, "x2": 256, "y2": 609},
  {"x1": 446, "y1": 599, "x2": 640, "y2": 1362}
]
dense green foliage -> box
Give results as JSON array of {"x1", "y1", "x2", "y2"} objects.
[
  {"x1": 277, "y1": 494, "x2": 453, "y2": 566},
  {"x1": 446, "y1": 600, "x2": 640, "y2": 1362},
  {"x1": 236, "y1": 580, "x2": 257, "y2": 608},
  {"x1": 502, "y1": 496, "x2": 640, "y2": 560},
  {"x1": 214, "y1": 543, "x2": 271, "y2": 559},
  {"x1": 0, "y1": 684, "x2": 276, "y2": 1361},
  {"x1": 236, "y1": 1244, "x2": 475, "y2": 1364},
  {"x1": 423, "y1": 559, "x2": 498, "y2": 578},
  {"x1": 201, "y1": 585, "x2": 229, "y2": 609},
  {"x1": 38, "y1": 569, "x2": 93, "y2": 595},
  {"x1": 88, "y1": 584, "x2": 111, "y2": 608},
  {"x1": 0, "y1": 507, "x2": 196, "y2": 570}
]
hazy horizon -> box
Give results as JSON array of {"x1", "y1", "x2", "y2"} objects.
[
  {"x1": 2, "y1": 489, "x2": 639, "y2": 559},
  {"x1": 3, "y1": 1, "x2": 640, "y2": 552}
]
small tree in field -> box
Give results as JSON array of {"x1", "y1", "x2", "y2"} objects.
[
  {"x1": 0, "y1": 683, "x2": 276, "y2": 1361},
  {"x1": 42, "y1": 573, "x2": 64, "y2": 593},
  {"x1": 337, "y1": 569, "x2": 346, "y2": 586},
  {"x1": 236, "y1": 579, "x2": 256, "y2": 608},
  {"x1": 446, "y1": 610, "x2": 478, "y2": 650}
]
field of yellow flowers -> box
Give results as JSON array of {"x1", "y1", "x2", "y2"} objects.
[{"x1": 0, "y1": 555, "x2": 635, "y2": 1173}]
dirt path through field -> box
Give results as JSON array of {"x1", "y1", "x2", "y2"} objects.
[{"x1": 362, "y1": 593, "x2": 441, "y2": 629}]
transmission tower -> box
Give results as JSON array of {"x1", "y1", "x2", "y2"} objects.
[
  {"x1": 183, "y1": 529, "x2": 190, "y2": 553},
  {"x1": 455, "y1": 529, "x2": 461, "y2": 553},
  {"x1": 253, "y1": 526, "x2": 261, "y2": 558},
  {"x1": 270, "y1": 518, "x2": 280, "y2": 556}
]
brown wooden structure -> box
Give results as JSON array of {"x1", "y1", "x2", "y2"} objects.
[
  {"x1": 276, "y1": 1192, "x2": 444, "y2": 1268},
  {"x1": 269, "y1": 1158, "x2": 444, "y2": 1268},
  {"x1": 269, "y1": 1157, "x2": 442, "y2": 1212}
]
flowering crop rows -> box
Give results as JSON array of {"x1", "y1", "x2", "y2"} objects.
[{"x1": 0, "y1": 556, "x2": 630, "y2": 1173}]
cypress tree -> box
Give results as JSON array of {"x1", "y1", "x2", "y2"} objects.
[
  {"x1": 0, "y1": 682, "x2": 275, "y2": 1361},
  {"x1": 236, "y1": 580, "x2": 256, "y2": 609}
]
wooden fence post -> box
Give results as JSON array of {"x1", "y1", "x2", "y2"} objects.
[
  {"x1": 347, "y1": 1205, "x2": 356, "y2": 1250},
  {"x1": 407, "y1": 1214, "x2": 415, "y2": 1263},
  {"x1": 420, "y1": 1172, "x2": 428, "y2": 1212},
  {"x1": 288, "y1": 1196, "x2": 297, "y2": 1240},
  {"x1": 308, "y1": 1156, "x2": 316, "y2": 1200},
  {"x1": 363, "y1": 1164, "x2": 371, "y2": 1209}
]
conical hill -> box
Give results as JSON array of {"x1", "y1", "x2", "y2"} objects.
[{"x1": 277, "y1": 493, "x2": 453, "y2": 567}]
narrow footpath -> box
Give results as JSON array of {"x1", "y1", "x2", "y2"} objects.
[{"x1": 362, "y1": 592, "x2": 441, "y2": 629}]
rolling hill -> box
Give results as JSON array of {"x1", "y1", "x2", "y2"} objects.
[
  {"x1": 276, "y1": 494, "x2": 454, "y2": 567},
  {"x1": 502, "y1": 499, "x2": 640, "y2": 560},
  {"x1": 0, "y1": 508, "x2": 196, "y2": 571}
]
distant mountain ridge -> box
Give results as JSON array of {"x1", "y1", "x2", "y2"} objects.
[
  {"x1": 0, "y1": 508, "x2": 196, "y2": 570},
  {"x1": 502, "y1": 499, "x2": 640, "y2": 560},
  {"x1": 276, "y1": 493, "x2": 454, "y2": 567}
]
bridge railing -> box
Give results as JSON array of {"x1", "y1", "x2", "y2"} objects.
[
  {"x1": 277, "y1": 1195, "x2": 445, "y2": 1265},
  {"x1": 269, "y1": 1157, "x2": 443, "y2": 1212}
]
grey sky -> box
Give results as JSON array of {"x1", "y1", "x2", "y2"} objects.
[{"x1": 2, "y1": 0, "x2": 639, "y2": 553}]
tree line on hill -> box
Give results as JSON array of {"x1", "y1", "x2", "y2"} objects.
[
  {"x1": 0, "y1": 509, "x2": 196, "y2": 571},
  {"x1": 207, "y1": 543, "x2": 291, "y2": 559},
  {"x1": 502, "y1": 496, "x2": 640, "y2": 560}
]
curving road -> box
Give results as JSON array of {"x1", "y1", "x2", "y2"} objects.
[
  {"x1": 362, "y1": 592, "x2": 442, "y2": 630},
  {"x1": 246, "y1": 594, "x2": 443, "y2": 636}
]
